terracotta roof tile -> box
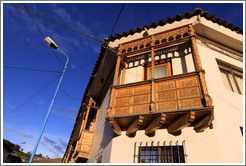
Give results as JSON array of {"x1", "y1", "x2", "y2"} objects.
[{"x1": 108, "y1": 8, "x2": 243, "y2": 42}]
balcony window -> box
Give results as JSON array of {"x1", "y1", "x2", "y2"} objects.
[
  {"x1": 146, "y1": 59, "x2": 171, "y2": 80},
  {"x1": 218, "y1": 61, "x2": 243, "y2": 95}
]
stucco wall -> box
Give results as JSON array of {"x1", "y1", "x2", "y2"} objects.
[{"x1": 197, "y1": 40, "x2": 243, "y2": 163}]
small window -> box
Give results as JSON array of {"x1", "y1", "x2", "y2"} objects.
[
  {"x1": 218, "y1": 61, "x2": 243, "y2": 95},
  {"x1": 85, "y1": 108, "x2": 98, "y2": 131},
  {"x1": 146, "y1": 60, "x2": 171, "y2": 80},
  {"x1": 138, "y1": 146, "x2": 185, "y2": 163}
]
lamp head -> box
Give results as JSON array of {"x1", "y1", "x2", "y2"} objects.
[{"x1": 44, "y1": 37, "x2": 58, "y2": 49}]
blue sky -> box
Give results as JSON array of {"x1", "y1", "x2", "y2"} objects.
[{"x1": 2, "y1": 2, "x2": 243, "y2": 159}]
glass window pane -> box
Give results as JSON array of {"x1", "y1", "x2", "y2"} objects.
[
  {"x1": 149, "y1": 65, "x2": 167, "y2": 79},
  {"x1": 139, "y1": 145, "x2": 185, "y2": 163},
  {"x1": 155, "y1": 65, "x2": 167, "y2": 78},
  {"x1": 220, "y1": 68, "x2": 233, "y2": 92},
  {"x1": 234, "y1": 74, "x2": 243, "y2": 94}
]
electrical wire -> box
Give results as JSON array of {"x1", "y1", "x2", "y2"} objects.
[
  {"x1": 7, "y1": 10, "x2": 26, "y2": 49},
  {"x1": 22, "y1": 3, "x2": 64, "y2": 68},
  {"x1": 59, "y1": 87, "x2": 82, "y2": 101},
  {"x1": 8, "y1": 4, "x2": 82, "y2": 105},
  {"x1": 10, "y1": 75, "x2": 60, "y2": 113},
  {"x1": 3, "y1": 65, "x2": 62, "y2": 73},
  {"x1": 11, "y1": 3, "x2": 103, "y2": 43},
  {"x1": 110, "y1": 3, "x2": 125, "y2": 36}
]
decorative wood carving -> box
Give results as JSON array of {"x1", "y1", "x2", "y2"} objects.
[
  {"x1": 156, "y1": 81, "x2": 176, "y2": 91},
  {"x1": 116, "y1": 88, "x2": 133, "y2": 98},
  {"x1": 176, "y1": 76, "x2": 198, "y2": 88},
  {"x1": 109, "y1": 118, "x2": 122, "y2": 135},
  {"x1": 167, "y1": 111, "x2": 195, "y2": 134},
  {"x1": 134, "y1": 85, "x2": 150, "y2": 95},
  {"x1": 115, "y1": 97, "x2": 131, "y2": 107},
  {"x1": 107, "y1": 71, "x2": 213, "y2": 135},
  {"x1": 145, "y1": 114, "x2": 166, "y2": 135},
  {"x1": 118, "y1": 25, "x2": 190, "y2": 56},
  {"x1": 179, "y1": 98, "x2": 203, "y2": 109},
  {"x1": 157, "y1": 90, "x2": 177, "y2": 101},
  {"x1": 156, "y1": 101, "x2": 178, "y2": 112},
  {"x1": 133, "y1": 94, "x2": 150, "y2": 105},
  {"x1": 126, "y1": 116, "x2": 144, "y2": 136},
  {"x1": 114, "y1": 107, "x2": 130, "y2": 116},
  {"x1": 132, "y1": 104, "x2": 149, "y2": 114},
  {"x1": 194, "y1": 113, "x2": 214, "y2": 132},
  {"x1": 177, "y1": 87, "x2": 201, "y2": 99},
  {"x1": 188, "y1": 24, "x2": 202, "y2": 71}
]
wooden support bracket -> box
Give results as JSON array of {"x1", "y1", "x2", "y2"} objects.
[
  {"x1": 126, "y1": 116, "x2": 144, "y2": 136},
  {"x1": 145, "y1": 114, "x2": 166, "y2": 135},
  {"x1": 109, "y1": 118, "x2": 122, "y2": 136},
  {"x1": 194, "y1": 113, "x2": 214, "y2": 132},
  {"x1": 167, "y1": 111, "x2": 196, "y2": 134}
]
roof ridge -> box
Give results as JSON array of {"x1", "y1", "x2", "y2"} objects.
[{"x1": 107, "y1": 8, "x2": 243, "y2": 42}]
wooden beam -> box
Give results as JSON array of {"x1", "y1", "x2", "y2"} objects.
[
  {"x1": 188, "y1": 24, "x2": 202, "y2": 71},
  {"x1": 194, "y1": 114, "x2": 214, "y2": 132},
  {"x1": 113, "y1": 55, "x2": 122, "y2": 86},
  {"x1": 126, "y1": 116, "x2": 144, "y2": 136},
  {"x1": 167, "y1": 111, "x2": 195, "y2": 134},
  {"x1": 145, "y1": 114, "x2": 166, "y2": 135},
  {"x1": 109, "y1": 118, "x2": 122, "y2": 136},
  {"x1": 121, "y1": 62, "x2": 127, "y2": 85}
]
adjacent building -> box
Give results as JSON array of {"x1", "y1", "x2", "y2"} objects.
[{"x1": 62, "y1": 8, "x2": 243, "y2": 163}]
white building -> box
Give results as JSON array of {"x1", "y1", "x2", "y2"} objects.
[{"x1": 62, "y1": 8, "x2": 243, "y2": 163}]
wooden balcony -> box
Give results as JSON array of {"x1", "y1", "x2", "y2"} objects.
[
  {"x1": 72, "y1": 130, "x2": 94, "y2": 162},
  {"x1": 106, "y1": 71, "x2": 214, "y2": 136}
]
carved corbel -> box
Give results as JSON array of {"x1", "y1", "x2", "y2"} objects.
[
  {"x1": 126, "y1": 116, "x2": 144, "y2": 136},
  {"x1": 194, "y1": 113, "x2": 214, "y2": 132},
  {"x1": 167, "y1": 111, "x2": 196, "y2": 134},
  {"x1": 145, "y1": 114, "x2": 166, "y2": 135},
  {"x1": 109, "y1": 118, "x2": 122, "y2": 136}
]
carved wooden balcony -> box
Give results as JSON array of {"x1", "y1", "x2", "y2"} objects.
[
  {"x1": 72, "y1": 130, "x2": 94, "y2": 162},
  {"x1": 106, "y1": 71, "x2": 214, "y2": 136}
]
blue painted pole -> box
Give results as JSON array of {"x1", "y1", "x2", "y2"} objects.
[{"x1": 29, "y1": 48, "x2": 69, "y2": 163}]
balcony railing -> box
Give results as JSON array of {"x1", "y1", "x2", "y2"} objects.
[
  {"x1": 107, "y1": 71, "x2": 214, "y2": 135},
  {"x1": 109, "y1": 71, "x2": 209, "y2": 117}
]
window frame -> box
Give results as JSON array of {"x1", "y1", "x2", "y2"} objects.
[
  {"x1": 217, "y1": 60, "x2": 243, "y2": 95},
  {"x1": 138, "y1": 145, "x2": 185, "y2": 163},
  {"x1": 144, "y1": 58, "x2": 172, "y2": 80}
]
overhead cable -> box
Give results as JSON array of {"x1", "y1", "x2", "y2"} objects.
[
  {"x1": 7, "y1": 10, "x2": 26, "y2": 48},
  {"x1": 10, "y1": 75, "x2": 60, "y2": 113},
  {"x1": 11, "y1": 3, "x2": 103, "y2": 43},
  {"x1": 3, "y1": 65, "x2": 62, "y2": 73},
  {"x1": 60, "y1": 87, "x2": 82, "y2": 101},
  {"x1": 22, "y1": 3, "x2": 64, "y2": 68},
  {"x1": 110, "y1": 3, "x2": 125, "y2": 36}
]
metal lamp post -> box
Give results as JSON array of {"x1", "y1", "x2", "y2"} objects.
[{"x1": 29, "y1": 37, "x2": 69, "y2": 163}]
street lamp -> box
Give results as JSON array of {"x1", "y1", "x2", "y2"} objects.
[
  {"x1": 12, "y1": 141, "x2": 26, "y2": 153},
  {"x1": 29, "y1": 37, "x2": 69, "y2": 163}
]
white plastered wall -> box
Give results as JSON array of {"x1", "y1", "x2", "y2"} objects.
[{"x1": 196, "y1": 39, "x2": 243, "y2": 163}]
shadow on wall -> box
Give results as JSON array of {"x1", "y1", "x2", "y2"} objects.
[{"x1": 98, "y1": 120, "x2": 115, "y2": 162}]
